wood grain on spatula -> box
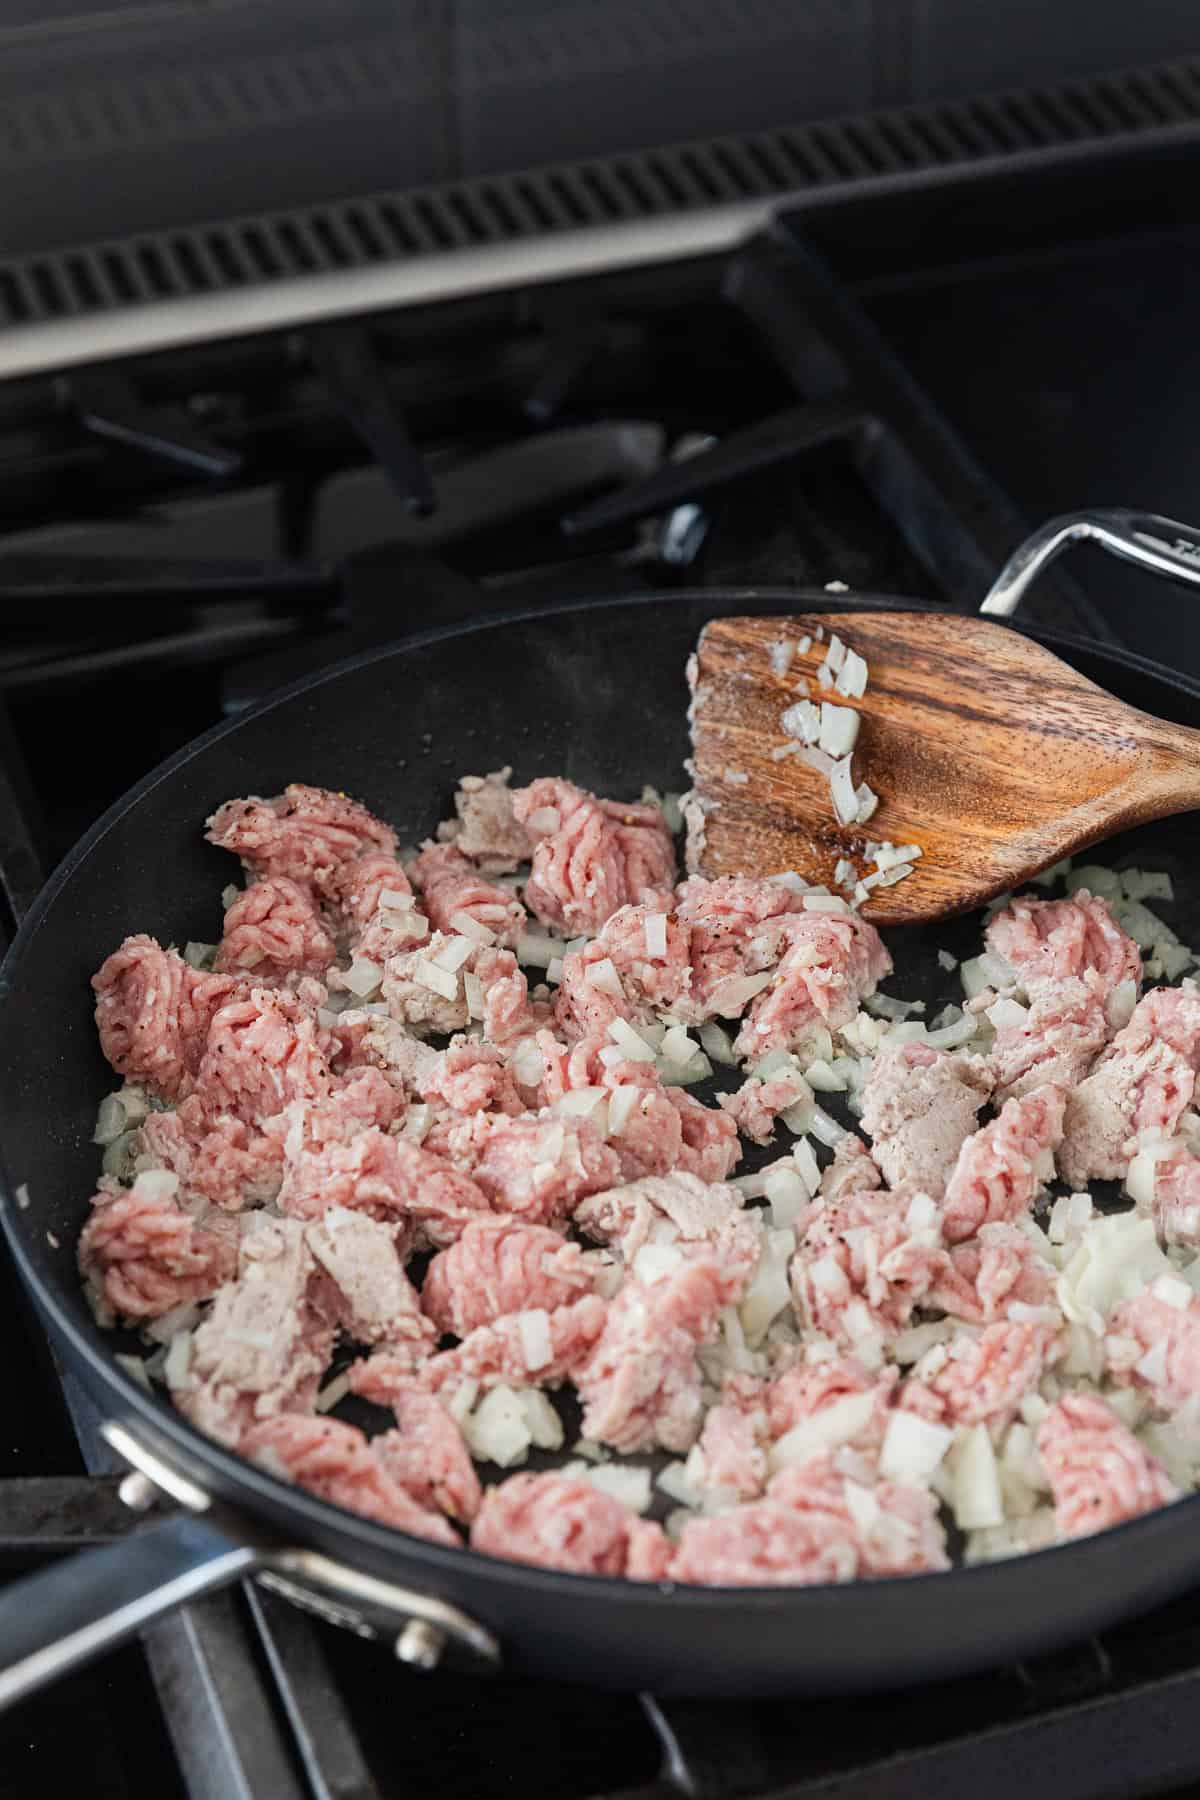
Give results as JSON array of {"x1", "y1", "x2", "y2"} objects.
[{"x1": 688, "y1": 612, "x2": 1200, "y2": 924}]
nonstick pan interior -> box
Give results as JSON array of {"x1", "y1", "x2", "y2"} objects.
[{"x1": 4, "y1": 589, "x2": 1200, "y2": 1696}]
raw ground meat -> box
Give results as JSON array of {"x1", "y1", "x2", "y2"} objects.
[
  {"x1": 343, "y1": 1363, "x2": 481, "y2": 1522},
  {"x1": 207, "y1": 783, "x2": 397, "y2": 898},
  {"x1": 278, "y1": 1128, "x2": 491, "y2": 1247},
  {"x1": 689, "y1": 1388, "x2": 769, "y2": 1500},
  {"x1": 791, "y1": 1188, "x2": 946, "y2": 1352},
  {"x1": 192, "y1": 987, "x2": 333, "y2": 1128},
  {"x1": 1058, "y1": 991, "x2": 1198, "y2": 1188},
  {"x1": 670, "y1": 1088, "x2": 742, "y2": 1183},
  {"x1": 93, "y1": 936, "x2": 240, "y2": 1099},
  {"x1": 420, "y1": 1216, "x2": 602, "y2": 1337},
  {"x1": 306, "y1": 1209, "x2": 436, "y2": 1355},
  {"x1": 180, "y1": 1216, "x2": 333, "y2": 1446},
  {"x1": 78, "y1": 1175, "x2": 236, "y2": 1324},
  {"x1": 436, "y1": 767, "x2": 531, "y2": 873},
  {"x1": 942, "y1": 1084, "x2": 1065, "y2": 1243},
  {"x1": 1143, "y1": 1145, "x2": 1200, "y2": 1247},
  {"x1": 671, "y1": 1452, "x2": 947, "y2": 1585},
  {"x1": 928, "y1": 1221, "x2": 1057, "y2": 1323},
  {"x1": 514, "y1": 779, "x2": 676, "y2": 934},
  {"x1": 919, "y1": 1321, "x2": 1063, "y2": 1430},
  {"x1": 471, "y1": 1471, "x2": 631, "y2": 1574},
  {"x1": 576, "y1": 1253, "x2": 747, "y2": 1453},
  {"x1": 734, "y1": 911, "x2": 892, "y2": 1060},
  {"x1": 242, "y1": 1414, "x2": 459, "y2": 1542},
  {"x1": 819, "y1": 1135, "x2": 883, "y2": 1201},
  {"x1": 422, "y1": 1294, "x2": 609, "y2": 1396},
  {"x1": 672, "y1": 876, "x2": 804, "y2": 1020},
  {"x1": 986, "y1": 890, "x2": 1141, "y2": 1003},
  {"x1": 409, "y1": 842, "x2": 526, "y2": 947},
  {"x1": 420, "y1": 1040, "x2": 526, "y2": 1119},
  {"x1": 85, "y1": 754, "x2": 1200, "y2": 1589},
  {"x1": 214, "y1": 877, "x2": 336, "y2": 983},
  {"x1": 1037, "y1": 1392, "x2": 1177, "y2": 1539},
  {"x1": 859, "y1": 1042, "x2": 991, "y2": 1199},
  {"x1": 718, "y1": 1070, "x2": 810, "y2": 1146},
  {"x1": 435, "y1": 1111, "x2": 620, "y2": 1225},
  {"x1": 573, "y1": 1171, "x2": 760, "y2": 1273},
  {"x1": 140, "y1": 1105, "x2": 283, "y2": 1212},
  {"x1": 554, "y1": 902, "x2": 692, "y2": 1037},
  {"x1": 987, "y1": 978, "x2": 1111, "y2": 1105},
  {"x1": 1106, "y1": 1282, "x2": 1200, "y2": 1413},
  {"x1": 332, "y1": 851, "x2": 429, "y2": 965}
]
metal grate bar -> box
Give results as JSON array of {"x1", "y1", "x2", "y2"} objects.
[{"x1": 1, "y1": 54, "x2": 1199, "y2": 376}]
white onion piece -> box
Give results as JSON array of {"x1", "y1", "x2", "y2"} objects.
[
  {"x1": 449, "y1": 911, "x2": 496, "y2": 944},
  {"x1": 698, "y1": 1021, "x2": 736, "y2": 1066},
  {"x1": 818, "y1": 703, "x2": 860, "y2": 758},
  {"x1": 607, "y1": 1018, "x2": 657, "y2": 1062},
  {"x1": 644, "y1": 913, "x2": 669, "y2": 958},
  {"x1": 829, "y1": 756, "x2": 858, "y2": 826},
  {"x1": 584, "y1": 957, "x2": 624, "y2": 998}
]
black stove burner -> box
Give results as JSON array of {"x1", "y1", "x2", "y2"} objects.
[{"x1": 1, "y1": 136, "x2": 1198, "y2": 1800}]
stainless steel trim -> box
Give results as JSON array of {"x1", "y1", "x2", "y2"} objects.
[
  {"x1": 103, "y1": 1417, "x2": 502, "y2": 1671},
  {"x1": 0, "y1": 202, "x2": 772, "y2": 381},
  {"x1": 102, "y1": 1418, "x2": 213, "y2": 1513},
  {"x1": 980, "y1": 508, "x2": 1200, "y2": 617}
]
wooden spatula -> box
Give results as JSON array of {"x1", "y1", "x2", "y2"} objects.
[{"x1": 687, "y1": 509, "x2": 1200, "y2": 925}]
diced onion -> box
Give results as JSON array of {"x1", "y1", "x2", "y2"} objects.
[
  {"x1": 953, "y1": 1425, "x2": 1004, "y2": 1530},
  {"x1": 808, "y1": 1104, "x2": 847, "y2": 1148},
  {"x1": 644, "y1": 913, "x2": 669, "y2": 958},
  {"x1": 818, "y1": 703, "x2": 860, "y2": 758},
  {"x1": 517, "y1": 931, "x2": 567, "y2": 969},
  {"x1": 413, "y1": 958, "x2": 458, "y2": 1000},
  {"x1": 606, "y1": 1085, "x2": 639, "y2": 1136},
  {"x1": 584, "y1": 957, "x2": 625, "y2": 999},
  {"x1": 804, "y1": 1059, "x2": 845, "y2": 1092},
  {"x1": 607, "y1": 1018, "x2": 657, "y2": 1062},
  {"x1": 698, "y1": 1022, "x2": 736, "y2": 1066},
  {"x1": 712, "y1": 970, "x2": 775, "y2": 1016},
  {"x1": 433, "y1": 935, "x2": 475, "y2": 972},
  {"x1": 517, "y1": 1309, "x2": 553, "y2": 1370},
  {"x1": 344, "y1": 957, "x2": 383, "y2": 998},
  {"x1": 835, "y1": 648, "x2": 868, "y2": 698},
  {"x1": 450, "y1": 910, "x2": 496, "y2": 944},
  {"x1": 803, "y1": 893, "x2": 850, "y2": 914},
  {"x1": 829, "y1": 756, "x2": 858, "y2": 826},
  {"x1": 552, "y1": 1086, "x2": 607, "y2": 1120},
  {"x1": 93, "y1": 1094, "x2": 127, "y2": 1146},
  {"x1": 880, "y1": 1411, "x2": 952, "y2": 1482}
]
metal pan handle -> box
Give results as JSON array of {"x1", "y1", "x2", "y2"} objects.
[
  {"x1": 980, "y1": 508, "x2": 1200, "y2": 617},
  {"x1": 0, "y1": 1421, "x2": 501, "y2": 1709},
  {"x1": 0, "y1": 1508, "x2": 262, "y2": 1711}
]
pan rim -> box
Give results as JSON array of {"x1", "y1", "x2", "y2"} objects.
[{"x1": 3, "y1": 583, "x2": 1199, "y2": 1616}]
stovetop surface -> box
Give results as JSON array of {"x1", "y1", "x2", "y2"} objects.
[{"x1": 3, "y1": 144, "x2": 1200, "y2": 1800}]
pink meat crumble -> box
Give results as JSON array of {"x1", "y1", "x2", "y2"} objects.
[
  {"x1": 409, "y1": 841, "x2": 526, "y2": 947},
  {"x1": 214, "y1": 876, "x2": 336, "y2": 983},
  {"x1": 93, "y1": 935, "x2": 240, "y2": 1100},
  {"x1": 1037, "y1": 1392, "x2": 1177, "y2": 1540},
  {"x1": 513, "y1": 778, "x2": 676, "y2": 934},
  {"x1": 859, "y1": 1041, "x2": 990, "y2": 1199},
  {"x1": 986, "y1": 890, "x2": 1141, "y2": 1003},
  {"x1": 941, "y1": 1084, "x2": 1065, "y2": 1244},
  {"x1": 242, "y1": 1414, "x2": 459, "y2": 1543},
  {"x1": 207, "y1": 782, "x2": 397, "y2": 898},
  {"x1": 78, "y1": 1176, "x2": 236, "y2": 1324},
  {"x1": 420, "y1": 1216, "x2": 602, "y2": 1338}
]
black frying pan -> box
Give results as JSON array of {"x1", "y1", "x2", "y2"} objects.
[{"x1": 5, "y1": 549, "x2": 1200, "y2": 1705}]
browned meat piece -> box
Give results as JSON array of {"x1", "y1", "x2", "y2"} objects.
[{"x1": 859, "y1": 1041, "x2": 991, "y2": 1199}]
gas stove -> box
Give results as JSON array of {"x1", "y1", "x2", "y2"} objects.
[{"x1": 4, "y1": 62, "x2": 1200, "y2": 1800}]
